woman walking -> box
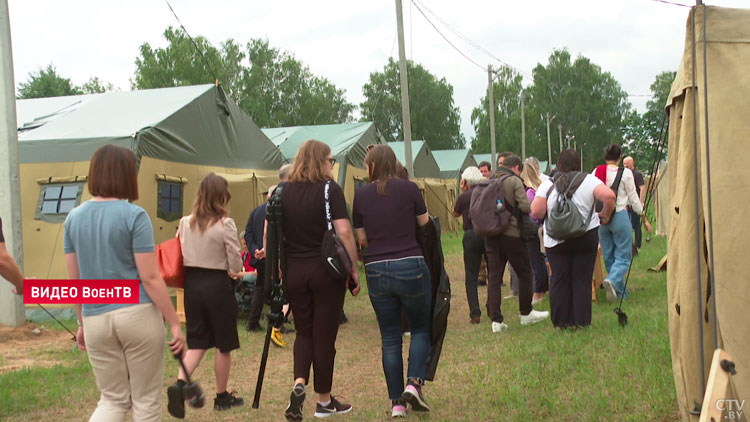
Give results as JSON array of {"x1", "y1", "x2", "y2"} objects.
[
  {"x1": 353, "y1": 145, "x2": 432, "y2": 418},
  {"x1": 520, "y1": 160, "x2": 549, "y2": 305},
  {"x1": 281, "y1": 140, "x2": 359, "y2": 421},
  {"x1": 167, "y1": 173, "x2": 245, "y2": 418},
  {"x1": 65, "y1": 145, "x2": 185, "y2": 422},
  {"x1": 531, "y1": 149, "x2": 616, "y2": 328},
  {"x1": 593, "y1": 144, "x2": 643, "y2": 301}
]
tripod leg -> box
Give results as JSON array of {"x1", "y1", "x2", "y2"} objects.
[{"x1": 252, "y1": 322, "x2": 274, "y2": 408}]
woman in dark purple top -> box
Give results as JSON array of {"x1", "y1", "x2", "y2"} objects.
[{"x1": 352, "y1": 145, "x2": 432, "y2": 418}]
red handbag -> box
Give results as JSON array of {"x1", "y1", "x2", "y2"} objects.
[{"x1": 156, "y1": 236, "x2": 185, "y2": 289}]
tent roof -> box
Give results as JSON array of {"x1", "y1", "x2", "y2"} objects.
[
  {"x1": 16, "y1": 84, "x2": 284, "y2": 169},
  {"x1": 473, "y1": 153, "x2": 492, "y2": 166},
  {"x1": 432, "y1": 149, "x2": 478, "y2": 179},
  {"x1": 388, "y1": 141, "x2": 442, "y2": 178},
  {"x1": 262, "y1": 122, "x2": 384, "y2": 167}
]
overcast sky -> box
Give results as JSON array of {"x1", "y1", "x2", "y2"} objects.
[{"x1": 7, "y1": 0, "x2": 748, "y2": 144}]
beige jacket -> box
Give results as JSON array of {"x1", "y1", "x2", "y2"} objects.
[{"x1": 178, "y1": 216, "x2": 242, "y2": 273}]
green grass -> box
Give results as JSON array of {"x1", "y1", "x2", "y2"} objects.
[{"x1": 0, "y1": 235, "x2": 676, "y2": 421}]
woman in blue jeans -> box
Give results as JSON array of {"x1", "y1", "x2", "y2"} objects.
[
  {"x1": 353, "y1": 145, "x2": 431, "y2": 418},
  {"x1": 594, "y1": 144, "x2": 643, "y2": 301}
]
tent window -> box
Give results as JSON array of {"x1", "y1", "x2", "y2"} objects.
[
  {"x1": 36, "y1": 183, "x2": 85, "y2": 222},
  {"x1": 157, "y1": 181, "x2": 183, "y2": 222}
]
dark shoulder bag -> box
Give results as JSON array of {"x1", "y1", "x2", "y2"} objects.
[
  {"x1": 321, "y1": 181, "x2": 353, "y2": 281},
  {"x1": 595, "y1": 167, "x2": 624, "y2": 225}
]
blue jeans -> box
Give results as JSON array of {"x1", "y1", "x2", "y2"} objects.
[
  {"x1": 366, "y1": 257, "x2": 432, "y2": 400},
  {"x1": 598, "y1": 210, "x2": 633, "y2": 298}
]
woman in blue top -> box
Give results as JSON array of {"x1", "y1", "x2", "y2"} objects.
[
  {"x1": 65, "y1": 145, "x2": 185, "y2": 422},
  {"x1": 353, "y1": 145, "x2": 432, "y2": 418}
]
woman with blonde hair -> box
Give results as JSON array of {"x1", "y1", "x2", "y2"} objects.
[
  {"x1": 167, "y1": 173, "x2": 244, "y2": 418},
  {"x1": 281, "y1": 140, "x2": 359, "y2": 421},
  {"x1": 65, "y1": 144, "x2": 185, "y2": 422},
  {"x1": 353, "y1": 144, "x2": 432, "y2": 418}
]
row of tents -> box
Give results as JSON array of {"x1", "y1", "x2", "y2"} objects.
[{"x1": 15, "y1": 83, "x2": 492, "y2": 279}]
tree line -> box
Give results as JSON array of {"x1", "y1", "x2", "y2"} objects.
[{"x1": 17, "y1": 26, "x2": 672, "y2": 172}]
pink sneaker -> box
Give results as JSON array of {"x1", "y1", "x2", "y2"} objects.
[{"x1": 391, "y1": 400, "x2": 407, "y2": 418}]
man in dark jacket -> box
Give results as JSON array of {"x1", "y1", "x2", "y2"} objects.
[
  {"x1": 244, "y1": 196, "x2": 268, "y2": 332},
  {"x1": 486, "y1": 154, "x2": 549, "y2": 332}
]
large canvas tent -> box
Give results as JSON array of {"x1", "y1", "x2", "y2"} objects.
[
  {"x1": 665, "y1": 6, "x2": 749, "y2": 421},
  {"x1": 388, "y1": 141, "x2": 441, "y2": 179},
  {"x1": 472, "y1": 153, "x2": 549, "y2": 173},
  {"x1": 432, "y1": 149, "x2": 478, "y2": 180},
  {"x1": 17, "y1": 84, "x2": 285, "y2": 279},
  {"x1": 262, "y1": 122, "x2": 386, "y2": 204}
]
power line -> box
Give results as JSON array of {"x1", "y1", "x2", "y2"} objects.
[
  {"x1": 411, "y1": 0, "x2": 532, "y2": 78},
  {"x1": 650, "y1": 0, "x2": 692, "y2": 7},
  {"x1": 409, "y1": 0, "x2": 486, "y2": 71},
  {"x1": 164, "y1": 0, "x2": 219, "y2": 83}
]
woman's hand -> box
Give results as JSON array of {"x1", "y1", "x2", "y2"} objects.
[
  {"x1": 598, "y1": 211, "x2": 610, "y2": 225},
  {"x1": 168, "y1": 323, "x2": 186, "y2": 357},
  {"x1": 76, "y1": 326, "x2": 86, "y2": 352},
  {"x1": 348, "y1": 272, "x2": 361, "y2": 296}
]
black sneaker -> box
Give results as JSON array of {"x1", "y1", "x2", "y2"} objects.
[
  {"x1": 167, "y1": 381, "x2": 185, "y2": 418},
  {"x1": 401, "y1": 381, "x2": 429, "y2": 412},
  {"x1": 285, "y1": 384, "x2": 306, "y2": 421},
  {"x1": 313, "y1": 396, "x2": 352, "y2": 418},
  {"x1": 214, "y1": 391, "x2": 244, "y2": 411}
]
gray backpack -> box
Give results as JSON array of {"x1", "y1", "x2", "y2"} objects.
[
  {"x1": 544, "y1": 172, "x2": 595, "y2": 240},
  {"x1": 469, "y1": 174, "x2": 513, "y2": 237}
]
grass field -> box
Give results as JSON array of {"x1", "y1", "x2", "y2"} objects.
[{"x1": 0, "y1": 234, "x2": 676, "y2": 421}]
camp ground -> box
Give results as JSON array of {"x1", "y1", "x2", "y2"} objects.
[
  {"x1": 432, "y1": 149, "x2": 478, "y2": 180},
  {"x1": 16, "y1": 84, "x2": 285, "y2": 281},
  {"x1": 262, "y1": 122, "x2": 387, "y2": 205}
]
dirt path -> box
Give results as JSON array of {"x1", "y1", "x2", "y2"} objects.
[{"x1": 0, "y1": 322, "x2": 76, "y2": 374}]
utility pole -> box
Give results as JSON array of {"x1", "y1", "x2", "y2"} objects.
[
  {"x1": 0, "y1": 0, "x2": 25, "y2": 327},
  {"x1": 545, "y1": 113, "x2": 554, "y2": 169},
  {"x1": 395, "y1": 0, "x2": 413, "y2": 177},
  {"x1": 558, "y1": 124, "x2": 563, "y2": 154},
  {"x1": 520, "y1": 91, "x2": 526, "y2": 160},
  {"x1": 488, "y1": 65, "x2": 497, "y2": 170}
]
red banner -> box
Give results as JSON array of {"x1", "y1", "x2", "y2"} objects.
[{"x1": 23, "y1": 279, "x2": 140, "y2": 304}]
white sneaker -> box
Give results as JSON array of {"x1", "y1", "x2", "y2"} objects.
[
  {"x1": 491, "y1": 321, "x2": 508, "y2": 332},
  {"x1": 602, "y1": 280, "x2": 617, "y2": 303},
  {"x1": 520, "y1": 310, "x2": 549, "y2": 326}
]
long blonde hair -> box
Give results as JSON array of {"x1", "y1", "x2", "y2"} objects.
[
  {"x1": 190, "y1": 173, "x2": 231, "y2": 233},
  {"x1": 288, "y1": 140, "x2": 334, "y2": 183},
  {"x1": 521, "y1": 162, "x2": 542, "y2": 190}
]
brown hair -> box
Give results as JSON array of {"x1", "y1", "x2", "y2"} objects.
[
  {"x1": 190, "y1": 173, "x2": 231, "y2": 233},
  {"x1": 288, "y1": 140, "x2": 334, "y2": 184},
  {"x1": 603, "y1": 144, "x2": 622, "y2": 162},
  {"x1": 557, "y1": 149, "x2": 582, "y2": 173},
  {"x1": 521, "y1": 163, "x2": 542, "y2": 190},
  {"x1": 501, "y1": 154, "x2": 523, "y2": 171},
  {"x1": 88, "y1": 144, "x2": 139, "y2": 200},
  {"x1": 364, "y1": 144, "x2": 400, "y2": 195}
]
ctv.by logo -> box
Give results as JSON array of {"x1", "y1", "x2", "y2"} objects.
[{"x1": 716, "y1": 399, "x2": 745, "y2": 420}]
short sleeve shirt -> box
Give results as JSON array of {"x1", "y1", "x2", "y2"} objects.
[
  {"x1": 353, "y1": 178, "x2": 427, "y2": 264},
  {"x1": 537, "y1": 174, "x2": 603, "y2": 248},
  {"x1": 281, "y1": 181, "x2": 349, "y2": 260},
  {"x1": 453, "y1": 188, "x2": 475, "y2": 231},
  {"x1": 633, "y1": 169, "x2": 644, "y2": 190},
  {"x1": 63, "y1": 200, "x2": 154, "y2": 317}
]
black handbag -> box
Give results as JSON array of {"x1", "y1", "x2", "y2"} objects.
[{"x1": 321, "y1": 181, "x2": 353, "y2": 281}]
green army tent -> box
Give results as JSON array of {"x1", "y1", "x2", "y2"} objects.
[
  {"x1": 432, "y1": 149, "x2": 478, "y2": 180},
  {"x1": 262, "y1": 122, "x2": 386, "y2": 204},
  {"x1": 473, "y1": 153, "x2": 492, "y2": 167},
  {"x1": 16, "y1": 84, "x2": 285, "y2": 280},
  {"x1": 388, "y1": 141, "x2": 441, "y2": 179}
]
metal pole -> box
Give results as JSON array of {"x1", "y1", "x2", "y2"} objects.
[
  {"x1": 558, "y1": 124, "x2": 563, "y2": 153},
  {"x1": 395, "y1": 0, "x2": 413, "y2": 177},
  {"x1": 488, "y1": 65, "x2": 497, "y2": 171},
  {"x1": 0, "y1": 0, "x2": 25, "y2": 327},
  {"x1": 520, "y1": 91, "x2": 526, "y2": 160},
  {"x1": 545, "y1": 113, "x2": 553, "y2": 168}
]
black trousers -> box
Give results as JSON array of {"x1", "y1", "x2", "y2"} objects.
[
  {"x1": 546, "y1": 229, "x2": 599, "y2": 328},
  {"x1": 629, "y1": 209, "x2": 642, "y2": 249},
  {"x1": 246, "y1": 264, "x2": 265, "y2": 328},
  {"x1": 485, "y1": 235, "x2": 533, "y2": 322},
  {"x1": 462, "y1": 229, "x2": 485, "y2": 318},
  {"x1": 527, "y1": 230, "x2": 549, "y2": 294}
]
